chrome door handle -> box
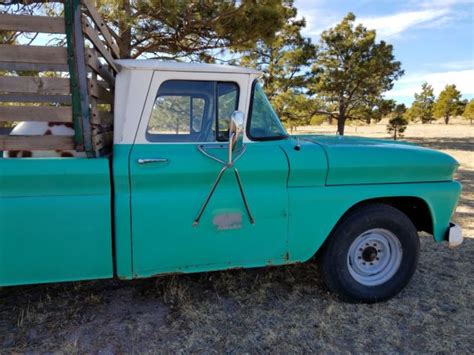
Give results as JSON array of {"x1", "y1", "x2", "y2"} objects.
[{"x1": 137, "y1": 158, "x2": 169, "y2": 164}]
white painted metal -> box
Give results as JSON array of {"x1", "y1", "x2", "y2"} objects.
[
  {"x1": 113, "y1": 68, "x2": 153, "y2": 144},
  {"x1": 115, "y1": 60, "x2": 262, "y2": 75},
  {"x1": 347, "y1": 228, "x2": 403, "y2": 287},
  {"x1": 113, "y1": 60, "x2": 261, "y2": 145}
]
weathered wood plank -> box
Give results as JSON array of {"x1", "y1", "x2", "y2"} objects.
[
  {"x1": 90, "y1": 108, "x2": 113, "y2": 125},
  {"x1": 0, "y1": 93, "x2": 72, "y2": 104},
  {"x1": 82, "y1": 17, "x2": 118, "y2": 72},
  {"x1": 0, "y1": 135, "x2": 75, "y2": 150},
  {"x1": 0, "y1": 106, "x2": 72, "y2": 123},
  {"x1": 0, "y1": 45, "x2": 68, "y2": 65},
  {"x1": 0, "y1": 76, "x2": 71, "y2": 95},
  {"x1": 88, "y1": 79, "x2": 114, "y2": 104},
  {"x1": 85, "y1": 49, "x2": 115, "y2": 86},
  {"x1": 92, "y1": 131, "x2": 113, "y2": 150},
  {"x1": 81, "y1": 0, "x2": 120, "y2": 58},
  {"x1": 0, "y1": 62, "x2": 69, "y2": 72},
  {"x1": 0, "y1": 13, "x2": 65, "y2": 33}
]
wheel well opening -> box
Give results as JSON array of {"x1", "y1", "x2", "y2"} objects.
[{"x1": 343, "y1": 197, "x2": 434, "y2": 235}]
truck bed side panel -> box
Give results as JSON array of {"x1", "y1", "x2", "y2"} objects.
[{"x1": 0, "y1": 158, "x2": 113, "y2": 286}]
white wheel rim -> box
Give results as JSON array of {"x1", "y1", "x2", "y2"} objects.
[{"x1": 347, "y1": 228, "x2": 403, "y2": 286}]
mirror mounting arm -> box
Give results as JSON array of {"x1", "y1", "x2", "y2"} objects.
[{"x1": 193, "y1": 110, "x2": 254, "y2": 227}]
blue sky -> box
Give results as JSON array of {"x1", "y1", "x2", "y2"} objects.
[{"x1": 296, "y1": 0, "x2": 474, "y2": 105}]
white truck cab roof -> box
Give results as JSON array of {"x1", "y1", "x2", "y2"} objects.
[
  {"x1": 113, "y1": 60, "x2": 262, "y2": 145},
  {"x1": 115, "y1": 60, "x2": 262, "y2": 75}
]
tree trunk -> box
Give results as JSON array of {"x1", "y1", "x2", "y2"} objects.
[
  {"x1": 444, "y1": 114, "x2": 449, "y2": 125},
  {"x1": 118, "y1": 0, "x2": 132, "y2": 58},
  {"x1": 337, "y1": 113, "x2": 345, "y2": 135},
  {"x1": 327, "y1": 116, "x2": 333, "y2": 125}
]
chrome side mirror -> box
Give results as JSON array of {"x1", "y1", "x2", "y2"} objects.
[
  {"x1": 194, "y1": 110, "x2": 254, "y2": 227},
  {"x1": 228, "y1": 110, "x2": 245, "y2": 165}
]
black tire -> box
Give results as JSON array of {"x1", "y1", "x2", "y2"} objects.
[{"x1": 319, "y1": 203, "x2": 420, "y2": 303}]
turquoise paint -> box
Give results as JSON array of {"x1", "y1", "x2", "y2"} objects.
[
  {"x1": 128, "y1": 141, "x2": 289, "y2": 277},
  {"x1": 0, "y1": 158, "x2": 110, "y2": 197},
  {"x1": 0, "y1": 158, "x2": 113, "y2": 286},
  {"x1": 286, "y1": 181, "x2": 461, "y2": 263},
  {"x1": 280, "y1": 139, "x2": 327, "y2": 186},
  {"x1": 0, "y1": 134, "x2": 461, "y2": 286},
  {"x1": 297, "y1": 135, "x2": 459, "y2": 185},
  {"x1": 112, "y1": 144, "x2": 134, "y2": 279}
]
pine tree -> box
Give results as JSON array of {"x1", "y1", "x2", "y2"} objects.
[
  {"x1": 462, "y1": 99, "x2": 474, "y2": 125},
  {"x1": 387, "y1": 104, "x2": 408, "y2": 140},
  {"x1": 410, "y1": 82, "x2": 435, "y2": 123},
  {"x1": 310, "y1": 13, "x2": 404, "y2": 135},
  {"x1": 433, "y1": 84, "x2": 462, "y2": 124},
  {"x1": 239, "y1": 9, "x2": 317, "y2": 129}
]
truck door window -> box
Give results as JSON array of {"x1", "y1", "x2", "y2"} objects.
[
  {"x1": 146, "y1": 80, "x2": 238, "y2": 143},
  {"x1": 217, "y1": 82, "x2": 239, "y2": 141},
  {"x1": 247, "y1": 81, "x2": 288, "y2": 141}
]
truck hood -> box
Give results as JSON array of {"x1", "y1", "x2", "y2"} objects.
[{"x1": 295, "y1": 135, "x2": 459, "y2": 185}]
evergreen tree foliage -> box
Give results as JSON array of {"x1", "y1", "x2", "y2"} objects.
[
  {"x1": 310, "y1": 13, "x2": 404, "y2": 135},
  {"x1": 239, "y1": 8, "x2": 317, "y2": 130},
  {"x1": 433, "y1": 84, "x2": 462, "y2": 124},
  {"x1": 387, "y1": 104, "x2": 408, "y2": 140},
  {"x1": 407, "y1": 82, "x2": 435, "y2": 123},
  {"x1": 462, "y1": 99, "x2": 474, "y2": 125},
  {"x1": 94, "y1": 0, "x2": 293, "y2": 60}
]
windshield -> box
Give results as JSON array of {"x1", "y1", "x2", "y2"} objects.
[{"x1": 247, "y1": 82, "x2": 288, "y2": 140}]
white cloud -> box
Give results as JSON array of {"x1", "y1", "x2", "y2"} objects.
[
  {"x1": 385, "y1": 69, "x2": 474, "y2": 100},
  {"x1": 358, "y1": 9, "x2": 451, "y2": 38},
  {"x1": 417, "y1": 0, "x2": 474, "y2": 8},
  {"x1": 296, "y1": 0, "x2": 471, "y2": 39},
  {"x1": 425, "y1": 60, "x2": 474, "y2": 71}
]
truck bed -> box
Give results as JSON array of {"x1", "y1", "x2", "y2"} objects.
[{"x1": 0, "y1": 158, "x2": 113, "y2": 286}]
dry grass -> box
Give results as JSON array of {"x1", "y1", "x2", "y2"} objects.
[{"x1": 1, "y1": 119, "x2": 473, "y2": 352}]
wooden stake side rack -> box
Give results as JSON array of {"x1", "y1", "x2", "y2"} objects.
[{"x1": 0, "y1": 0, "x2": 118, "y2": 156}]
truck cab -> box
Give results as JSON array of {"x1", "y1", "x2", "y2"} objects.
[{"x1": 0, "y1": 61, "x2": 462, "y2": 303}]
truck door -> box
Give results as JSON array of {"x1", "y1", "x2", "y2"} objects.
[{"x1": 128, "y1": 73, "x2": 289, "y2": 277}]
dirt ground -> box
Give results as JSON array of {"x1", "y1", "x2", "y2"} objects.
[{"x1": 1, "y1": 119, "x2": 473, "y2": 353}]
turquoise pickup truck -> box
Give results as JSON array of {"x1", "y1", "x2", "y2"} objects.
[{"x1": 0, "y1": 61, "x2": 463, "y2": 303}]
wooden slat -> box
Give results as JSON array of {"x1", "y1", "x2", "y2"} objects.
[
  {"x1": 0, "y1": 45, "x2": 68, "y2": 65},
  {"x1": 92, "y1": 131, "x2": 113, "y2": 150},
  {"x1": 0, "y1": 93, "x2": 72, "y2": 104},
  {"x1": 90, "y1": 108, "x2": 113, "y2": 125},
  {"x1": 0, "y1": 62, "x2": 69, "y2": 72},
  {"x1": 81, "y1": 0, "x2": 120, "y2": 58},
  {"x1": 0, "y1": 13, "x2": 65, "y2": 33},
  {"x1": 88, "y1": 79, "x2": 113, "y2": 104},
  {"x1": 0, "y1": 106, "x2": 72, "y2": 123},
  {"x1": 0, "y1": 76, "x2": 71, "y2": 95},
  {"x1": 85, "y1": 49, "x2": 115, "y2": 86},
  {"x1": 0, "y1": 135, "x2": 75, "y2": 150},
  {"x1": 82, "y1": 17, "x2": 118, "y2": 72}
]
